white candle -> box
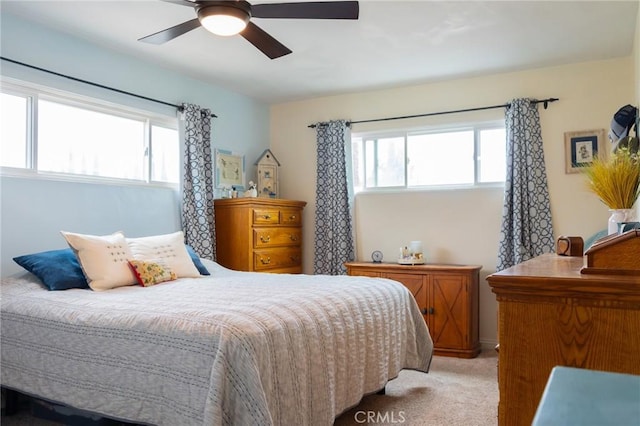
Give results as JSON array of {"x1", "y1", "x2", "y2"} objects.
[{"x1": 410, "y1": 241, "x2": 423, "y2": 256}]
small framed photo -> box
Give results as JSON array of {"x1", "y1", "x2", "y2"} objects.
[
  {"x1": 215, "y1": 149, "x2": 245, "y2": 189},
  {"x1": 564, "y1": 129, "x2": 606, "y2": 174}
]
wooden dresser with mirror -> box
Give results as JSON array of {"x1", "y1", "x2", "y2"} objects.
[{"x1": 487, "y1": 253, "x2": 640, "y2": 426}]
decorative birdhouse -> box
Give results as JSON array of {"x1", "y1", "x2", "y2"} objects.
[{"x1": 255, "y1": 149, "x2": 280, "y2": 198}]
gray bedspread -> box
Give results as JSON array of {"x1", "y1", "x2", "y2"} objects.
[{"x1": 1, "y1": 260, "x2": 433, "y2": 426}]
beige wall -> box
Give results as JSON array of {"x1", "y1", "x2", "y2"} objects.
[
  {"x1": 636, "y1": 5, "x2": 640, "y2": 104},
  {"x1": 270, "y1": 57, "x2": 634, "y2": 348}
]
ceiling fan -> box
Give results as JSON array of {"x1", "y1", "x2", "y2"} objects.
[{"x1": 139, "y1": 0, "x2": 359, "y2": 59}]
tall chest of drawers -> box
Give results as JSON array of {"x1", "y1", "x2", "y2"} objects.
[{"x1": 213, "y1": 198, "x2": 307, "y2": 273}]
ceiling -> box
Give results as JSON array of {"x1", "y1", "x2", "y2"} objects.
[{"x1": 1, "y1": 0, "x2": 638, "y2": 104}]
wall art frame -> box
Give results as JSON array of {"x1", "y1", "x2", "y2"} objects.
[
  {"x1": 564, "y1": 129, "x2": 606, "y2": 174},
  {"x1": 215, "y1": 149, "x2": 245, "y2": 189}
]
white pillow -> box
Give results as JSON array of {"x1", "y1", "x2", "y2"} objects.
[
  {"x1": 127, "y1": 231, "x2": 201, "y2": 278},
  {"x1": 61, "y1": 231, "x2": 137, "y2": 291}
]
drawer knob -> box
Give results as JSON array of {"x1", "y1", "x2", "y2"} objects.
[
  {"x1": 263, "y1": 214, "x2": 271, "y2": 220},
  {"x1": 289, "y1": 215, "x2": 296, "y2": 220},
  {"x1": 260, "y1": 257, "x2": 271, "y2": 265},
  {"x1": 260, "y1": 235, "x2": 271, "y2": 243},
  {"x1": 290, "y1": 234, "x2": 299, "y2": 241},
  {"x1": 290, "y1": 256, "x2": 300, "y2": 263}
]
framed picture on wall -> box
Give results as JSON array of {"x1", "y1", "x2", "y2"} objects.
[
  {"x1": 564, "y1": 129, "x2": 606, "y2": 174},
  {"x1": 215, "y1": 149, "x2": 245, "y2": 189}
]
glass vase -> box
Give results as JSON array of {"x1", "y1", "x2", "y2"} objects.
[{"x1": 607, "y1": 209, "x2": 634, "y2": 235}]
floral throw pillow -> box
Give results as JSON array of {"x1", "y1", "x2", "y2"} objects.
[{"x1": 128, "y1": 259, "x2": 177, "y2": 287}]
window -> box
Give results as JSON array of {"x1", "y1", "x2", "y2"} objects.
[
  {"x1": 352, "y1": 123, "x2": 506, "y2": 192},
  {"x1": 1, "y1": 91, "x2": 30, "y2": 169},
  {"x1": 0, "y1": 81, "x2": 179, "y2": 185}
]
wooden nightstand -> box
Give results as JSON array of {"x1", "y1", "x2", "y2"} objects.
[{"x1": 345, "y1": 261, "x2": 482, "y2": 358}]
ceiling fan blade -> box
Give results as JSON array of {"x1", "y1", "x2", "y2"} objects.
[
  {"x1": 252, "y1": 1, "x2": 359, "y2": 19},
  {"x1": 138, "y1": 18, "x2": 201, "y2": 44},
  {"x1": 160, "y1": 0, "x2": 201, "y2": 7},
  {"x1": 240, "y1": 21, "x2": 292, "y2": 59}
]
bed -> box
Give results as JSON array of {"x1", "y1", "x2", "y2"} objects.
[{"x1": 1, "y1": 258, "x2": 433, "y2": 425}]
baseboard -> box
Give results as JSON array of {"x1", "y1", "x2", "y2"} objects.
[{"x1": 480, "y1": 339, "x2": 498, "y2": 352}]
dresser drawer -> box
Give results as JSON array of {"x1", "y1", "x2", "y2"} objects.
[
  {"x1": 254, "y1": 248, "x2": 302, "y2": 271},
  {"x1": 281, "y1": 209, "x2": 302, "y2": 226},
  {"x1": 254, "y1": 228, "x2": 302, "y2": 248},
  {"x1": 253, "y1": 208, "x2": 280, "y2": 225}
]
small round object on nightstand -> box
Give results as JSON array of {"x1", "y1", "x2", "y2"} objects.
[{"x1": 371, "y1": 250, "x2": 383, "y2": 263}]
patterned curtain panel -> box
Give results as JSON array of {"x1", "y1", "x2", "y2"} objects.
[
  {"x1": 180, "y1": 103, "x2": 216, "y2": 261},
  {"x1": 314, "y1": 120, "x2": 355, "y2": 275},
  {"x1": 497, "y1": 98, "x2": 554, "y2": 271}
]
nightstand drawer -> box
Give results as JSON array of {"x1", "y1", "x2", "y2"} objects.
[
  {"x1": 254, "y1": 228, "x2": 302, "y2": 248},
  {"x1": 253, "y1": 209, "x2": 280, "y2": 225},
  {"x1": 348, "y1": 269, "x2": 381, "y2": 278},
  {"x1": 254, "y1": 248, "x2": 302, "y2": 271}
]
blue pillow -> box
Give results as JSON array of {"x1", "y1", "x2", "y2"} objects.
[
  {"x1": 13, "y1": 248, "x2": 89, "y2": 291},
  {"x1": 186, "y1": 245, "x2": 210, "y2": 276}
]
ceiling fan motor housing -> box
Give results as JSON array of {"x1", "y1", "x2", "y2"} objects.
[{"x1": 197, "y1": 1, "x2": 252, "y2": 29}]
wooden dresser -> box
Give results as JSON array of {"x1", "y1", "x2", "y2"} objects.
[
  {"x1": 487, "y1": 254, "x2": 640, "y2": 426},
  {"x1": 214, "y1": 198, "x2": 306, "y2": 273},
  {"x1": 345, "y1": 262, "x2": 482, "y2": 358}
]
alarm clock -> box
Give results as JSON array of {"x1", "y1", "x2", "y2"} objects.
[
  {"x1": 556, "y1": 236, "x2": 584, "y2": 257},
  {"x1": 371, "y1": 250, "x2": 383, "y2": 263}
]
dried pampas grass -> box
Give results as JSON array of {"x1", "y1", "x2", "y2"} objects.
[{"x1": 583, "y1": 148, "x2": 640, "y2": 209}]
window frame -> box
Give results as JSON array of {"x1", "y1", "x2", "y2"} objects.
[
  {"x1": 351, "y1": 120, "x2": 506, "y2": 193},
  {"x1": 0, "y1": 78, "x2": 180, "y2": 188}
]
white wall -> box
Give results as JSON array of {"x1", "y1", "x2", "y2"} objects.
[{"x1": 270, "y1": 57, "x2": 635, "y2": 347}]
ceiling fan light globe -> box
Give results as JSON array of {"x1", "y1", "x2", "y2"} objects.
[{"x1": 198, "y1": 6, "x2": 250, "y2": 37}]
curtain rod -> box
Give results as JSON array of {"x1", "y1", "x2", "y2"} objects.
[
  {"x1": 1, "y1": 56, "x2": 218, "y2": 118},
  {"x1": 308, "y1": 97, "x2": 559, "y2": 128}
]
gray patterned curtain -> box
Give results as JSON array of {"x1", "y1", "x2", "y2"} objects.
[
  {"x1": 497, "y1": 98, "x2": 554, "y2": 271},
  {"x1": 180, "y1": 103, "x2": 215, "y2": 260},
  {"x1": 314, "y1": 120, "x2": 355, "y2": 275}
]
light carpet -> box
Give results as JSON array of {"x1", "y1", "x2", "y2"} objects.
[{"x1": 334, "y1": 350, "x2": 498, "y2": 426}]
